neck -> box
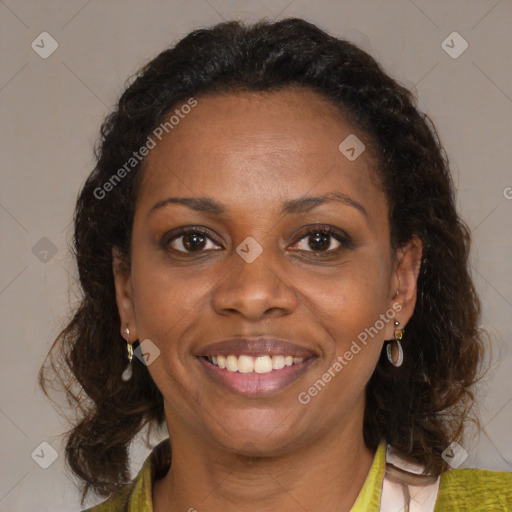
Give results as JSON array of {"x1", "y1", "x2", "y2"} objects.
[{"x1": 153, "y1": 406, "x2": 377, "y2": 512}]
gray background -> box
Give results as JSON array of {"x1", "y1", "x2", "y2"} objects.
[{"x1": 0, "y1": 1, "x2": 511, "y2": 510}]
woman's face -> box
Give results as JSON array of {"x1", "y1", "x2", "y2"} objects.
[{"x1": 114, "y1": 88, "x2": 420, "y2": 455}]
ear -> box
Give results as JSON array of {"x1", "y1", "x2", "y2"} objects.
[
  {"x1": 384, "y1": 235, "x2": 423, "y2": 340},
  {"x1": 112, "y1": 246, "x2": 139, "y2": 341}
]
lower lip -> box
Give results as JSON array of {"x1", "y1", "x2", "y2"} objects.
[{"x1": 198, "y1": 356, "x2": 316, "y2": 396}]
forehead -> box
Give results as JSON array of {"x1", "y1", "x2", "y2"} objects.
[{"x1": 136, "y1": 88, "x2": 386, "y2": 222}]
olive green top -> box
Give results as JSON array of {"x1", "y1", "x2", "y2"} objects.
[{"x1": 83, "y1": 438, "x2": 512, "y2": 511}]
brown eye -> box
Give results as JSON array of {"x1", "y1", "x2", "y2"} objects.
[
  {"x1": 163, "y1": 227, "x2": 222, "y2": 253},
  {"x1": 305, "y1": 232, "x2": 335, "y2": 251},
  {"x1": 289, "y1": 225, "x2": 353, "y2": 254},
  {"x1": 177, "y1": 233, "x2": 208, "y2": 251}
]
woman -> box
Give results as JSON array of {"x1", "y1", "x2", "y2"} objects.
[{"x1": 39, "y1": 17, "x2": 511, "y2": 512}]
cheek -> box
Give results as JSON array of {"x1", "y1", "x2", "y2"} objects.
[
  {"x1": 129, "y1": 254, "x2": 209, "y2": 405},
  {"x1": 295, "y1": 267, "x2": 389, "y2": 417},
  {"x1": 296, "y1": 255, "x2": 391, "y2": 336},
  {"x1": 132, "y1": 260, "x2": 212, "y2": 340}
]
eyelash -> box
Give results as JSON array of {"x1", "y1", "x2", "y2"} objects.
[
  {"x1": 161, "y1": 225, "x2": 353, "y2": 256},
  {"x1": 289, "y1": 225, "x2": 353, "y2": 254}
]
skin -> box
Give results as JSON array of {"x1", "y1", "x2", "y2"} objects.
[{"x1": 113, "y1": 88, "x2": 422, "y2": 512}]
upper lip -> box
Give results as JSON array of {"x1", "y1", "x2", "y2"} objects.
[{"x1": 196, "y1": 337, "x2": 315, "y2": 358}]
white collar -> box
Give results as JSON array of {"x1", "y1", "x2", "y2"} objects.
[{"x1": 380, "y1": 444, "x2": 440, "y2": 512}]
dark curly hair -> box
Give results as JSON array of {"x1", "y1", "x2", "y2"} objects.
[{"x1": 39, "y1": 17, "x2": 488, "y2": 504}]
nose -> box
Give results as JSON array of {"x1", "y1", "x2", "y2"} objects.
[{"x1": 211, "y1": 246, "x2": 299, "y2": 321}]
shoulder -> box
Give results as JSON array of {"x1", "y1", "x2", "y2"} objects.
[
  {"x1": 434, "y1": 467, "x2": 512, "y2": 511},
  {"x1": 81, "y1": 482, "x2": 135, "y2": 511},
  {"x1": 81, "y1": 438, "x2": 172, "y2": 512},
  {"x1": 83, "y1": 482, "x2": 135, "y2": 512}
]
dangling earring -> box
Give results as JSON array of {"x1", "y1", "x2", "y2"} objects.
[
  {"x1": 121, "y1": 327, "x2": 134, "y2": 381},
  {"x1": 386, "y1": 320, "x2": 404, "y2": 367}
]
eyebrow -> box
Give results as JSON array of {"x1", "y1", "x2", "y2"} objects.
[{"x1": 148, "y1": 192, "x2": 368, "y2": 220}]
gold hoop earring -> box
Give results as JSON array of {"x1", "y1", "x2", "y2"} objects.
[
  {"x1": 386, "y1": 320, "x2": 404, "y2": 367},
  {"x1": 121, "y1": 327, "x2": 134, "y2": 381}
]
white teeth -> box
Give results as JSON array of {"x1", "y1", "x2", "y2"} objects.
[
  {"x1": 237, "y1": 354, "x2": 254, "y2": 373},
  {"x1": 254, "y1": 355, "x2": 272, "y2": 373},
  {"x1": 272, "y1": 355, "x2": 285, "y2": 370},
  {"x1": 207, "y1": 354, "x2": 307, "y2": 373},
  {"x1": 226, "y1": 355, "x2": 238, "y2": 372}
]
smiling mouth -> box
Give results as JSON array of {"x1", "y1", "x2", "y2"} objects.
[
  {"x1": 203, "y1": 354, "x2": 305, "y2": 373},
  {"x1": 198, "y1": 354, "x2": 316, "y2": 396}
]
